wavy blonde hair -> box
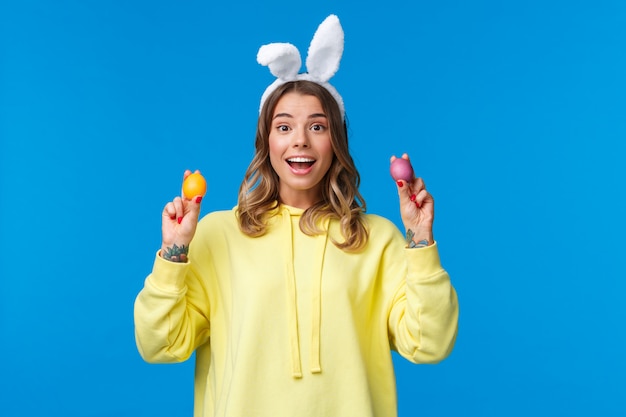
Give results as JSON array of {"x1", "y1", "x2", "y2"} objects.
[{"x1": 237, "y1": 80, "x2": 368, "y2": 252}]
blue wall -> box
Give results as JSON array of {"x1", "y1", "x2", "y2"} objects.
[{"x1": 1, "y1": 1, "x2": 625, "y2": 416}]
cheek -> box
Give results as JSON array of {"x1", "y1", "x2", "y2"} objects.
[
  {"x1": 268, "y1": 136, "x2": 284, "y2": 170},
  {"x1": 320, "y1": 138, "x2": 334, "y2": 161},
  {"x1": 317, "y1": 140, "x2": 335, "y2": 175}
]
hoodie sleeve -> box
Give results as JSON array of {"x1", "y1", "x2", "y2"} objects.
[
  {"x1": 387, "y1": 242, "x2": 459, "y2": 364},
  {"x1": 134, "y1": 251, "x2": 211, "y2": 363}
]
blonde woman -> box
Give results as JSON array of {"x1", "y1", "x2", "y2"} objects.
[{"x1": 134, "y1": 16, "x2": 458, "y2": 417}]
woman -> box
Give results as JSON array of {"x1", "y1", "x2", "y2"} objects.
[{"x1": 134, "y1": 16, "x2": 458, "y2": 417}]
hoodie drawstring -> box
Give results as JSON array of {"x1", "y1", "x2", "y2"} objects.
[
  {"x1": 310, "y1": 217, "x2": 329, "y2": 374},
  {"x1": 283, "y1": 209, "x2": 302, "y2": 378},
  {"x1": 281, "y1": 207, "x2": 329, "y2": 378}
]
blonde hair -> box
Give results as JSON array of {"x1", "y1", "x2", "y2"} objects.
[{"x1": 237, "y1": 81, "x2": 368, "y2": 252}]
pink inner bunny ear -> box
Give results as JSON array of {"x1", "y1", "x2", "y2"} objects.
[
  {"x1": 257, "y1": 43, "x2": 302, "y2": 80},
  {"x1": 305, "y1": 15, "x2": 344, "y2": 82}
]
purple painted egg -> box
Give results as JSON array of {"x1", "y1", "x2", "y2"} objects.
[{"x1": 390, "y1": 158, "x2": 414, "y2": 182}]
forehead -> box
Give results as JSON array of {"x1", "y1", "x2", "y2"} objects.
[{"x1": 273, "y1": 92, "x2": 324, "y2": 116}]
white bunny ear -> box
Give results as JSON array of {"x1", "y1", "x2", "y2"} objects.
[
  {"x1": 257, "y1": 43, "x2": 301, "y2": 80},
  {"x1": 257, "y1": 15, "x2": 347, "y2": 120},
  {"x1": 305, "y1": 14, "x2": 344, "y2": 82}
]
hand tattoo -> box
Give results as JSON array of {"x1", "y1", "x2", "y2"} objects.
[
  {"x1": 406, "y1": 229, "x2": 429, "y2": 248},
  {"x1": 162, "y1": 243, "x2": 189, "y2": 262}
]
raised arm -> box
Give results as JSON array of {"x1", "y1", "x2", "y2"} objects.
[
  {"x1": 134, "y1": 170, "x2": 210, "y2": 363},
  {"x1": 388, "y1": 154, "x2": 459, "y2": 362}
]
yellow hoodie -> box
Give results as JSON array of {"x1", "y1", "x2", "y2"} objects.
[{"x1": 134, "y1": 205, "x2": 458, "y2": 417}]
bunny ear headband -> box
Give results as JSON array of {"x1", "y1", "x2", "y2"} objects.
[{"x1": 257, "y1": 14, "x2": 345, "y2": 120}]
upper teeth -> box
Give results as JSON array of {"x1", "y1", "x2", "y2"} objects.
[{"x1": 288, "y1": 157, "x2": 315, "y2": 163}]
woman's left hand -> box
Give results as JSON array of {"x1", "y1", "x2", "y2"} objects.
[{"x1": 391, "y1": 154, "x2": 435, "y2": 247}]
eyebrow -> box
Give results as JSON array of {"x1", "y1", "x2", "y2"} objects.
[{"x1": 273, "y1": 112, "x2": 327, "y2": 120}]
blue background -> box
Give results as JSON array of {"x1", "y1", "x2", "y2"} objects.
[{"x1": 1, "y1": 1, "x2": 625, "y2": 416}]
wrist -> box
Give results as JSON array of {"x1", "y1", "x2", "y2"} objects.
[
  {"x1": 160, "y1": 243, "x2": 190, "y2": 262},
  {"x1": 405, "y1": 228, "x2": 434, "y2": 248}
]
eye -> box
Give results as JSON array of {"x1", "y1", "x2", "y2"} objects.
[
  {"x1": 276, "y1": 124, "x2": 290, "y2": 132},
  {"x1": 310, "y1": 123, "x2": 326, "y2": 132}
]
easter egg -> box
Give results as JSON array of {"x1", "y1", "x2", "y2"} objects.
[
  {"x1": 182, "y1": 172, "x2": 207, "y2": 199},
  {"x1": 389, "y1": 158, "x2": 414, "y2": 182}
]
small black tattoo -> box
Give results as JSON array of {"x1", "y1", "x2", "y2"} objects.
[{"x1": 162, "y1": 243, "x2": 189, "y2": 262}]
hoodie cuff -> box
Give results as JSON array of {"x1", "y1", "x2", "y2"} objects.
[
  {"x1": 148, "y1": 250, "x2": 190, "y2": 293},
  {"x1": 405, "y1": 242, "x2": 444, "y2": 281}
]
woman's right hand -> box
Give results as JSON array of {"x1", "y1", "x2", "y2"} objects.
[{"x1": 160, "y1": 170, "x2": 204, "y2": 262}]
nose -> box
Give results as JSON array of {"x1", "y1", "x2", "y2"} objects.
[{"x1": 292, "y1": 129, "x2": 310, "y2": 148}]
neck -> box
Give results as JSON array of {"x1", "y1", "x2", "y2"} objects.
[{"x1": 278, "y1": 192, "x2": 320, "y2": 210}]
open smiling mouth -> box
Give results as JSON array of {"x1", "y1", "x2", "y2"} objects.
[{"x1": 287, "y1": 157, "x2": 316, "y2": 170}]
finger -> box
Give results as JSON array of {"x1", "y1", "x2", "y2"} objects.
[
  {"x1": 182, "y1": 169, "x2": 202, "y2": 180},
  {"x1": 413, "y1": 189, "x2": 430, "y2": 208},
  {"x1": 186, "y1": 193, "x2": 203, "y2": 219},
  {"x1": 395, "y1": 178, "x2": 416, "y2": 206},
  {"x1": 163, "y1": 201, "x2": 177, "y2": 220},
  {"x1": 410, "y1": 177, "x2": 426, "y2": 193},
  {"x1": 173, "y1": 196, "x2": 185, "y2": 224},
  {"x1": 180, "y1": 170, "x2": 192, "y2": 197},
  {"x1": 397, "y1": 174, "x2": 423, "y2": 198},
  {"x1": 402, "y1": 154, "x2": 415, "y2": 184},
  {"x1": 390, "y1": 153, "x2": 411, "y2": 162}
]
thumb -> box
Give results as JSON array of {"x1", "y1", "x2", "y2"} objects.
[
  {"x1": 187, "y1": 195, "x2": 203, "y2": 219},
  {"x1": 395, "y1": 179, "x2": 415, "y2": 206}
]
